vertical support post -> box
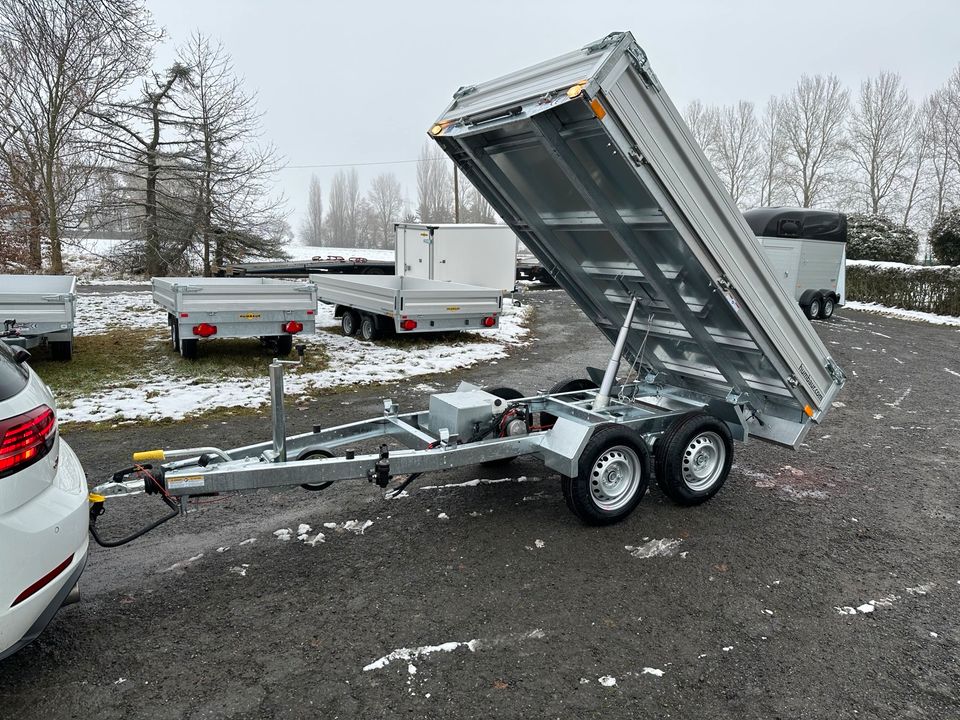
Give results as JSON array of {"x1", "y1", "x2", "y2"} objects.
[
  {"x1": 594, "y1": 296, "x2": 638, "y2": 411},
  {"x1": 270, "y1": 361, "x2": 286, "y2": 462},
  {"x1": 453, "y1": 163, "x2": 460, "y2": 223}
]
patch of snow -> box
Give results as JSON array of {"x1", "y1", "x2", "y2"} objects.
[
  {"x1": 624, "y1": 538, "x2": 682, "y2": 559},
  {"x1": 239, "y1": 538, "x2": 256, "y2": 546},
  {"x1": 229, "y1": 565, "x2": 249, "y2": 577},
  {"x1": 437, "y1": 512, "x2": 449, "y2": 521},
  {"x1": 844, "y1": 301, "x2": 960, "y2": 327},
  {"x1": 598, "y1": 676, "x2": 617, "y2": 687},
  {"x1": 273, "y1": 528, "x2": 292, "y2": 541},
  {"x1": 856, "y1": 603, "x2": 875, "y2": 614},
  {"x1": 722, "y1": 646, "x2": 733, "y2": 652},
  {"x1": 642, "y1": 667, "x2": 664, "y2": 677},
  {"x1": 216, "y1": 546, "x2": 229, "y2": 553},
  {"x1": 59, "y1": 300, "x2": 532, "y2": 424},
  {"x1": 362, "y1": 629, "x2": 544, "y2": 673},
  {"x1": 74, "y1": 291, "x2": 166, "y2": 336},
  {"x1": 534, "y1": 539, "x2": 545, "y2": 549},
  {"x1": 163, "y1": 553, "x2": 204, "y2": 572},
  {"x1": 324, "y1": 519, "x2": 373, "y2": 535}
]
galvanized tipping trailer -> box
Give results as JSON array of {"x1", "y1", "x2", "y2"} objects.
[
  {"x1": 0, "y1": 275, "x2": 77, "y2": 361},
  {"x1": 90, "y1": 33, "x2": 844, "y2": 539}
]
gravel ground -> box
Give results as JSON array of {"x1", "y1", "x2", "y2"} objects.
[{"x1": 1, "y1": 288, "x2": 959, "y2": 719}]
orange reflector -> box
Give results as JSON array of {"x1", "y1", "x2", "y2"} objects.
[
  {"x1": 589, "y1": 98, "x2": 607, "y2": 120},
  {"x1": 803, "y1": 405, "x2": 814, "y2": 417},
  {"x1": 429, "y1": 124, "x2": 443, "y2": 136},
  {"x1": 566, "y1": 83, "x2": 585, "y2": 99}
]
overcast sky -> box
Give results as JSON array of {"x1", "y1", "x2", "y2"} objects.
[{"x1": 148, "y1": 0, "x2": 960, "y2": 239}]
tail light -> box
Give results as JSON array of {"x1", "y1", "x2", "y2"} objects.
[
  {"x1": 399, "y1": 319, "x2": 417, "y2": 331},
  {"x1": 193, "y1": 323, "x2": 217, "y2": 337},
  {"x1": 482, "y1": 316, "x2": 497, "y2": 328},
  {"x1": 0, "y1": 405, "x2": 57, "y2": 479},
  {"x1": 283, "y1": 321, "x2": 304, "y2": 334}
]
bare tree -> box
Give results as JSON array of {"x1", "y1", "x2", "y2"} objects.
[
  {"x1": 922, "y1": 87, "x2": 957, "y2": 224},
  {"x1": 781, "y1": 74, "x2": 850, "y2": 207},
  {"x1": 459, "y1": 181, "x2": 495, "y2": 223},
  {"x1": 92, "y1": 64, "x2": 193, "y2": 276},
  {"x1": 299, "y1": 174, "x2": 323, "y2": 245},
  {"x1": 901, "y1": 102, "x2": 933, "y2": 227},
  {"x1": 326, "y1": 168, "x2": 361, "y2": 246},
  {"x1": 710, "y1": 101, "x2": 761, "y2": 207},
  {"x1": 758, "y1": 96, "x2": 789, "y2": 207},
  {"x1": 416, "y1": 142, "x2": 453, "y2": 222},
  {"x1": 0, "y1": 0, "x2": 158, "y2": 272},
  {"x1": 683, "y1": 100, "x2": 718, "y2": 157},
  {"x1": 178, "y1": 33, "x2": 287, "y2": 274},
  {"x1": 367, "y1": 172, "x2": 403, "y2": 248},
  {"x1": 848, "y1": 72, "x2": 914, "y2": 215}
]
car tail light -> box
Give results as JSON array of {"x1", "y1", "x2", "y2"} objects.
[
  {"x1": 193, "y1": 323, "x2": 217, "y2": 337},
  {"x1": 0, "y1": 405, "x2": 57, "y2": 479},
  {"x1": 283, "y1": 321, "x2": 304, "y2": 334},
  {"x1": 399, "y1": 319, "x2": 417, "y2": 331},
  {"x1": 482, "y1": 316, "x2": 497, "y2": 328}
]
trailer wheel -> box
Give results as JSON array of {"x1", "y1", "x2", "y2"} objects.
[
  {"x1": 540, "y1": 377, "x2": 598, "y2": 428},
  {"x1": 275, "y1": 334, "x2": 294, "y2": 356},
  {"x1": 50, "y1": 341, "x2": 73, "y2": 362},
  {"x1": 299, "y1": 448, "x2": 335, "y2": 491},
  {"x1": 654, "y1": 412, "x2": 733, "y2": 506},
  {"x1": 359, "y1": 314, "x2": 381, "y2": 341},
  {"x1": 819, "y1": 295, "x2": 835, "y2": 319},
  {"x1": 801, "y1": 292, "x2": 823, "y2": 321},
  {"x1": 562, "y1": 424, "x2": 650, "y2": 525},
  {"x1": 180, "y1": 339, "x2": 199, "y2": 360},
  {"x1": 341, "y1": 310, "x2": 360, "y2": 336},
  {"x1": 170, "y1": 321, "x2": 180, "y2": 352},
  {"x1": 482, "y1": 387, "x2": 525, "y2": 467}
]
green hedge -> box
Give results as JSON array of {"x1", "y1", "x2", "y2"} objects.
[{"x1": 846, "y1": 263, "x2": 960, "y2": 316}]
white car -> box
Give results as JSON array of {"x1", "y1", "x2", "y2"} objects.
[{"x1": 0, "y1": 341, "x2": 88, "y2": 661}]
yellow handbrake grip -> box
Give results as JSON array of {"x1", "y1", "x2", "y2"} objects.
[{"x1": 133, "y1": 449, "x2": 165, "y2": 463}]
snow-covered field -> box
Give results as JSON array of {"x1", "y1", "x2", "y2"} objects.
[
  {"x1": 843, "y1": 301, "x2": 960, "y2": 327},
  {"x1": 59, "y1": 297, "x2": 531, "y2": 424}
]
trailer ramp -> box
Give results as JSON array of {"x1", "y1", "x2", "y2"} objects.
[{"x1": 429, "y1": 31, "x2": 844, "y2": 448}]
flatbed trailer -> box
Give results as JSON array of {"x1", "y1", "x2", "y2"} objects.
[
  {"x1": 0, "y1": 275, "x2": 77, "y2": 360},
  {"x1": 311, "y1": 273, "x2": 502, "y2": 340},
  {"x1": 152, "y1": 277, "x2": 318, "y2": 359},
  {"x1": 91, "y1": 32, "x2": 844, "y2": 542},
  {"x1": 217, "y1": 256, "x2": 395, "y2": 278}
]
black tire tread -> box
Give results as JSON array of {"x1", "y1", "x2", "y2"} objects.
[{"x1": 654, "y1": 412, "x2": 733, "y2": 506}]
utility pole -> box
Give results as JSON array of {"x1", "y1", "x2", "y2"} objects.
[{"x1": 453, "y1": 163, "x2": 460, "y2": 223}]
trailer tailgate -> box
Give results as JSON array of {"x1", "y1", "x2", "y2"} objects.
[{"x1": 429, "y1": 31, "x2": 844, "y2": 447}]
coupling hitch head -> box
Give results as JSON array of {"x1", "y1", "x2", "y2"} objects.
[{"x1": 367, "y1": 444, "x2": 392, "y2": 488}]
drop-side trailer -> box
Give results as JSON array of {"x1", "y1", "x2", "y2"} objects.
[
  {"x1": 152, "y1": 277, "x2": 318, "y2": 359},
  {"x1": 0, "y1": 275, "x2": 77, "y2": 360},
  {"x1": 91, "y1": 32, "x2": 844, "y2": 540}
]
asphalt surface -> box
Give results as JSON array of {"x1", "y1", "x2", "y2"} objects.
[{"x1": 2, "y1": 288, "x2": 959, "y2": 719}]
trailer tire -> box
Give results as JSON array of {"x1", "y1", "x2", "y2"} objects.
[
  {"x1": 359, "y1": 314, "x2": 381, "y2": 341},
  {"x1": 180, "y1": 339, "x2": 199, "y2": 360},
  {"x1": 562, "y1": 424, "x2": 650, "y2": 525},
  {"x1": 540, "y1": 377, "x2": 598, "y2": 428},
  {"x1": 482, "y1": 387, "x2": 525, "y2": 467},
  {"x1": 170, "y1": 320, "x2": 180, "y2": 352},
  {"x1": 341, "y1": 310, "x2": 359, "y2": 336},
  {"x1": 275, "y1": 334, "x2": 294, "y2": 356},
  {"x1": 800, "y1": 290, "x2": 823, "y2": 321},
  {"x1": 818, "y1": 294, "x2": 836, "y2": 319},
  {"x1": 299, "y1": 448, "x2": 335, "y2": 491},
  {"x1": 50, "y1": 341, "x2": 73, "y2": 362},
  {"x1": 654, "y1": 412, "x2": 733, "y2": 506}
]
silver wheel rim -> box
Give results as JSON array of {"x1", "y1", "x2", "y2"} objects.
[
  {"x1": 343, "y1": 314, "x2": 354, "y2": 333},
  {"x1": 810, "y1": 299, "x2": 820, "y2": 317},
  {"x1": 823, "y1": 299, "x2": 833, "y2": 316},
  {"x1": 589, "y1": 445, "x2": 642, "y2": 512},
  {"x1": 681, "y1": 431, "x2": 726, "y2": 492}
]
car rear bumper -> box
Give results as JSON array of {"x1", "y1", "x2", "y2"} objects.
[
  {"x1": 0, "y1": 552, "x2": 86, "y2": 661},
  {"x1": 0, "y1": 439, "x2": 89, "y2": 661}
]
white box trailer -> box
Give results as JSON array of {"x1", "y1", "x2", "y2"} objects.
[
  {"x1": 311, "y1": 274, "x2": 502, "y2": 340},
  {"x1": 395, "y1": 223, "x2": 518, "y2": 293},
  {"x1": 152, "y1": 277, "x2": 318, "y2": 359},
  {"x1": 0, "y1": 275, "x2": 76, "y2": 360},
  {"x1": 744, "y1": 208, "x2": 847, "y2": 320}
]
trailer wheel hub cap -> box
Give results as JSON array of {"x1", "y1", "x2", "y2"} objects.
[
  {"x1": 590, "y1": 445, "x2": 642, "y2": 512},
  {"x1": 681, "y1": 432, "x2": 726, "y2": 491}
]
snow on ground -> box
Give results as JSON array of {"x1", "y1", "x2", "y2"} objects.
[
  {"x1": 846, "y1": 259, "x2": 955, "y2": 273},
  {"x1": 58, "y1": 297, "x2": 531, "y2": 424},
  {"x1": 624, "y1": 539, "x2": 683, "y2": 559},
  {"x1": 844, "y1": 301, "x2": 960, "y2": 327}
]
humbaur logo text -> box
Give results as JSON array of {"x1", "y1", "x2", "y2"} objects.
[{"x1": 798, "y1": 363, "x2": 823, "y2": 402}]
